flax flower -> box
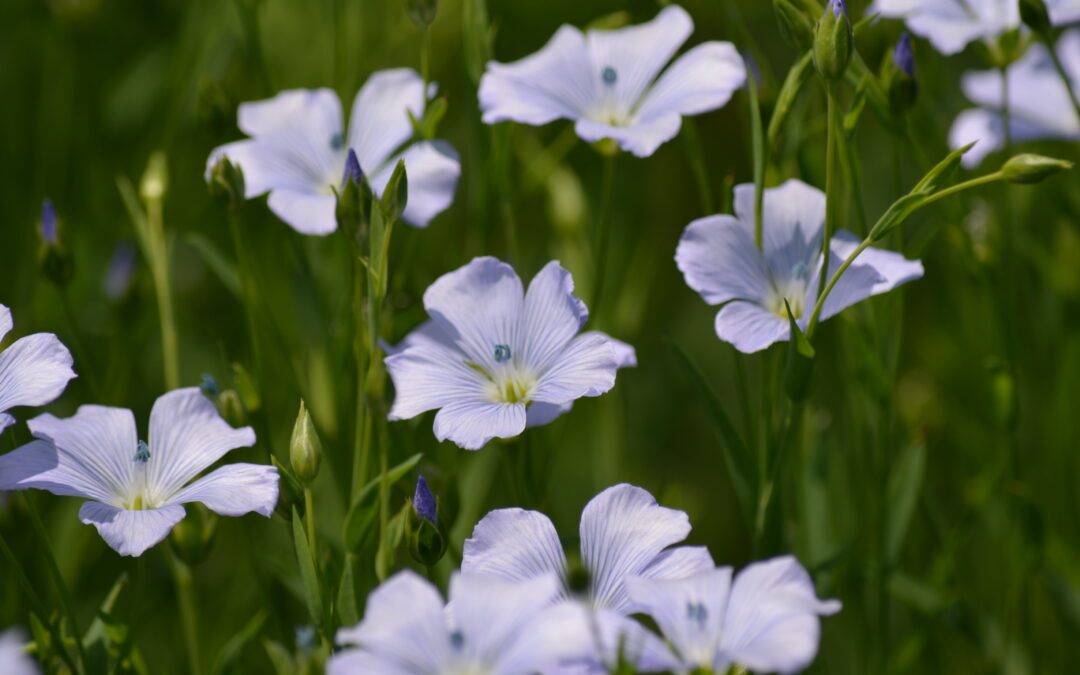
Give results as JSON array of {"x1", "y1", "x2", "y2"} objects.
[
  {"x1": 0, "y1": 388, "x2": 278, "y2": 556},
  {"x1": 206, "y1": 68, "x2": 460, "y2": 234},
  {"x1": 0, "y1": 630, "x2": 38, "y2": 675},
  {"x1": 479, "y1": 5, "x2": 746, "y2": 157},
  {"x1": 676, "y1": 180, "x2": 924, "y2": 354},
  {"x1": 0, "y1": 304, "x2": 76, "y2": 432},
  {"x1": 385, "y1": 257, "x2": 635, "y2": 450}
]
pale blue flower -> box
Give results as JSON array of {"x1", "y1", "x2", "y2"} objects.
[
  {"x1": 0, "y1": 387, "x2": 278, "y2": 557},
  {"x1": 463, "y1": 483, "x2": 713, "y2": 613},
  {"x1": 206, "y1": 69, "x2": 460, "y2": 234},
  {"x1": 328, "y1": 570, "x2": 579, "y2": 675},
  {"x1": 385, "y1": 257, "x2": 636, "y2": 450},
  {"x1": 478, "y1": 5, "x2": 746, "y2": 157},
  {"x1": 872, "y1": 0, "x2": 1080, "y2": 55},
  {"x1": 0, "y1": 630, "x2": 39, "y2": 675},
  {"x1": 675, "y1": 180, "x2": 924, "y2": 354},
  {"x1": 0, "y1": 304, "x2": 76, "y2": 433},
  {"x1": 625, "y1": 556, "x2": 841, "y2": 675},
  {"x1": 950, "y1": 29, "x2": 1080, "y2": 167}
]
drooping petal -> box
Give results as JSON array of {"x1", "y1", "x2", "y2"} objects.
[
  {"x1": 584, "y1": 5, "x2": 693, "y2": 115},
  {"x1": 346, "y1": 68, "x2": 425, "y2": 174},
  {"x1": 520, "y1": 261, "x2": 589, "y2": 372},
  {"x1": 432, "y1": 400, "x2": 527, "y2": 450},
  {"x1": 0, "y1": 333, "x2": 76, "y2": 432},
  {"x1": 733, "y1": 180, "x2": 826, "y2": 277},
  {"x1": 335, "y1": 570, "x2": 448, "y2": 672},
  {"x1": 524, "y1": 401, "x2": 574, "y2": 428},
  {"x1": 366, "y1": 140, "x2": 461, "y2": 228},
  {"x1": 385, "y1": 340, "x2": 490, "y2": 421},
  {"x1": 170, "y1": 463, "x2": 279, "y2": 517},
  {"x1": 830, "y1": 231, "x2": 925, "y2": 297},
  {"x1": 146, "y1": 388, "x2": 256, "y2": 503},
  {"x1": 579, "y1": 483, "x2": 696, "y2": 612},
  {"x1": 720, "y1": 556, "x2": 841, "y2": 675},
  {"x1": 479, "y1": 25, "x2": 595, "y2": 125},
  {"x1": 266, "y1": 189, "x2": 339, "y2": 236},
  {"x1": 78, "y1": 501, "x2": 186, "y2": 557},
  {"x1": 422, "y1": 257, "x2": 525, "y2": 370},
  {"x1": 531, "y1": 332, "x2": 618, "y2": 406},
  {"x1": 714, "y1": 301, "x2": 790, "y2": 354},
  {"x1": 462, "y1": 507, "x2": 568, "y2": 584},
  {"x1": 625, "y1": 567, "x2": 733, "y2": 668},
  {"x1": 676, "y1": 215, "x2": 769, "y2": 306},
  {"x1": 18, "y1": 406, "x2": 141, "y2": 503},
  {"x1": 573, "y1": 115, "x2": 684, "y2": 158},
  {"x1": 636, "y1": 42, "x2": 746, "y2": 124}
]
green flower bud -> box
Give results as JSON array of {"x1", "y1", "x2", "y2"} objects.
[
  {"x1": 335, "y1": 149, "x2": 370, "y2": 238},
  {"x1": 774, "y1": 0, "x2": 815, "y2": 51},
  {"x1": 289, "y1": 400, "x2": 322, "y2": 485},
  {"x1": 882, "y1": 32, "x2": 919, "y2": 115},
  {"x1": 216, "y1": 389, "x2": 247, "y2": 428},
  {"x1": 1019, "y1": 0, "x2": 1052, "y2": 37},
  {"x1": 208, "y1": 156, "x2": 246, "y2": 209},
  {"x1": 813, "y1": 0, "x2": 853, "y2": 82},
  {"x1": 37, "y1": 200, "x2": 74, "y2": 288},
  {"x1": 169, "y1": 502, "x2": 218, "y2": 566},
  {"x1": 139, "y1": 151, "x2": 168, "y2": 202},
  {"x1": 1000, "y1": 153, "x2": 1074, "y2": 184},
  {"x1": 407, "y1": 0, "x2": 438, "y2": 28}
]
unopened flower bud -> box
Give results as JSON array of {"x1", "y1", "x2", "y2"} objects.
[
  {"x1": 407, "y1": 476, "x2": 446, "y2": 566},
  {"x1": 37, "y1": 199, "x2": 75, "y2": 287},
  {"x1": 336, "y1": 149, "x2": 369, "y2": 237},
  {"x1": 407, "y1": 0, "x2": 438, "y2": 28},
  {"x1": 1000, "y1": 153, "x2": 1074, "y2": 184},
  {"x1": 413, "y1": 475, "x2": 437, "y2": 525},
  {"x1": 139, "y1": 151, "x2": 168, "y2": 202},
  {"x1": 216, "y1": 389, "x2": 246, "y2": 428},
  {"x1": 289, "y1": 400, "x2": 322, "y2": 485},
  {"x1": 208, "y1": 156, "x2": 246, "y2": 208},
  {"x1": 1019, "y1": 0, "x2": 1052, "y2": 37},
  {"x1": 773, "y1": 0, "x2": 815, "y2": 51},
  {"x1": 813, "y1": 0, "x2": 853, "y2": 82},
  {"x1": 883, "y1": 32, "x2": 919, "y2": 115},
  {"x1": 104, "y1": 242, "x2": 137, "y2": 302}
]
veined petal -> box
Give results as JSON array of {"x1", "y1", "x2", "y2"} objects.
[
  {"x1": 830, "y1": 231, "x2": 925, "y2": 297},
  {"x1": 580, "y1": 483, "x2": 695, "y2": 612},
  {"x1": 641, "y1": 546, "x2": 715, "y2": 580},
  {"x1": 0, "y1": 333, "x2": 76, "y2": 431},
  {"x1": 367, "y1": 140, "x2": 460, "y2": 228},
  {"x1": 170, "y1": 463, "x2": 279, "y2": 517},
  {"x1": 521, "y1": 261, "x2": 589, "y2": 372},
  {"x1": 462, "y1": 507, "x2": 568, "y2": 584},
  {"x1": 422, "y1": 257, "x2": 525, "y2": 369},
  {"x1": 386, "y1": 340, "x2": 489, "y2": 421},
  {"x1": 574, "y1": 115, "x2": 684, "y2": 158},
  {"x1": 0, "y1": 304, "x2": 12, "y2": 342},
  {"x1": 625, "y1": 567, "x2": 733, "y2": 669},
  {"x1": 266, "y1": 189, "x2": 338, "y2": 236},
  {"x1": 637, "y1": 41, "x2": 746, "y2": 123},
  {"x1": 433, "y1": 400, "x2": 527, "y2": 450},
  {"x1": 584, "y1": 5, "x2": 693, "y2": 115},
  {"x1": 676, "y1": 215, "x2": 769, "y2": 306},
  {"x1": 23, "y1": 406, "x2": 140, "y2": 504},
  {"x1": 146, "y1": 388, "x2": 256, "y2": 504},
  {"x1": 335, "y1": 570, "x2": 448, "y2": 671},
  {"x1": 814, "y1": 251, "x2": 893, "y2": 322},
  {"x1": 78, "y1": 501, "x2": 186, "y2": 557},
  {"x1": 714, "y1": 301, "x2": 790, "y2": 354},
  {"x1": 238, "y1": 88, "x2": 344, "y2": 143},
  {"x1": 205, "y1": 140, "x2": 325, "y2": 199},
  {"x1": 531, "y1": 332, "x2": 618, "y2": 405},
  {"x1": 525, "y1": 401, "x2": 573, "y2": 428},
  {"x1": 479, "y1": 25, "x2": 595, "y2": 125},
  {"x1": 733, "y1": 180, "x2": 826, "y2": 276},
  {"x1": 605, "y1": 336, "x2": 638, "y2": 368},
  {"x1": 720, "y1": 556, "x2": 841, "y2": 674},
  {"x1": 326, "y1": 651, "x2": 412, "y2": 675},
  {"x1": 347, "y1": 68, "x2": 425, "y2": 174},
  {"x1": 0, "y1": 440, "x2": 110, "y2": 502},
  {"x1": 535, "y1": 604, "x2": 681, "y2": 674}
]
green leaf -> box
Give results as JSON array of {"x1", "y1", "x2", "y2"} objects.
[
  {"x1": 378, "y1": 159, "x2": 408, "y2": 224},
  {"x1": 668, "y1": 342, "x2": 756, "y2": 527},
  {"x1": 262, "y1": 639, "x2": 296, "y2": 675},
  {"x1": 868, "y1": 192, "x2": 929, "y2": 242},
  {"x1": 885, "y1": 442, "x2": 926, "y2": 565},
  {"x1": 376, "y1": 502, "x2": 411, "y2": 581},
  {"x1": 913, "y1": 142, "x2": 975, "y2": 194},
  {"x1": 210, "y1": 611, "x2": 267, "y2": 675},
  {"x1": 183, "y1": 232, "x2": 242, "y2": 298},
  {"x1": 343, "y1": 453, "x2": 423, "y2": 551},
  {"x1": 337, "y1": 556, "x2": 359, "y2": 627},
  {"x1": 767, "y1": 52, "x2": 815, "y2": 151},
  {"x1": 291, "y1": 507, "x2": 324, "y2": 627}
]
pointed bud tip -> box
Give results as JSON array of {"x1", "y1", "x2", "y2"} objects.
[
  {"x1": 828, "y1": 0, "x2": 847, "y2": 18},
  {"x1": 342, "y1": 149, "x2": 363, "y2": 190},
  {"x1": 40, "y1": 199, "x2": 58, "y2": 243},
  {"x1": 1001, "y1": 153, "x2": 1074, "y2": 184},
  {"x1": 893, "y1": 33, "x2": 915, "y2": 77},
  {"x1": 413, "y1": 475, "x2": 437, "y2": 525},
  {"x1": 289, "y1": 399, "x2": 322, "y2": 484}
]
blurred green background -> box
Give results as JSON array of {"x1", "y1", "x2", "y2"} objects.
[{"x1": 2, "y1": 0, "x2": 1080, "y2": 672}]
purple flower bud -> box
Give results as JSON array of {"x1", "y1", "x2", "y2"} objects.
[
  {"x1": 40, "y1": 199, "x2": 58, "y2": 243},
  {"x1": 104, "y1": 242, "x2": 137, "y2": 300},
  {"x1": 341, "y1": 148, "x2": 363, "y2": 190},
  {"x1": 827, "y1": 0, "x2": 847, "y2": 18},
  {"x1": 893, "y1": 33, "x2": 915, "y2": 78},
  {"x1": 413, "y1": 475, "x2": 437, "y2": 525}
]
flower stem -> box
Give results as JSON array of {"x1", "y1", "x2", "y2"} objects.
[
  {"x1": 304, "y1": 487, "x2": 317, "y2": 563},
  {"x1": 420, "y1": 25, "x2": 432, "y2": 114},
  {"x1": 590, "y1": 153, "x2": 617, "y2": 315},
  {"x1": 227, "y1": 207, "x2": 265, "y2": 382},
  {"x1": 817, "y1": 87, "x2": 842, "y2": 301},
  {"x1": 147, "y1": 195, "x2": 179, "y2": 390},
  {"x1": 1000, "y1": 66, "x2": 1012, "y2": 151},
  {"x1": 754, "y1": 400, "x2": 805, "y2": 556},
  {"x1": 167, "y1": 553, "x2": 202, "y2": 675},
  {"x1": 1044, "y1": 37, "x2": 1080, "y2": 125},
  {"x1": 748, "y1": 71, "x2": 765, "y2": 248}
]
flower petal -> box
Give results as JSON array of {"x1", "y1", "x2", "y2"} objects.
[
  {"x1": 830, "y1": 231, "x2": 925, "y2": 298},
  {"x1": 170, "y1": 463, "x2": 279, "y2": 517},
  {"x1": 0, "y1": 304, "x2": 12, "y2": 342},
  {"x1": 676, "y1": 215, "x2": 769, "y2": 306},
  {"x1": 463, "y1": 507, "x2": 568, "y2": 584},
  {"x1": 433, "y1": 400, "x2": 527, "y2": 450},
  {"x1": 266, "y1": 189, "x2": 338, "y2": 236},
  {"x1": 19, "y1": 406, "x2": 140, "y2": 503},
  {"x1": 720, "y1": 556, "x2": 841, "y2": 674},
  {"x1": 0, "y1": 629, "x2": 39, "y2": 675},
  {"x1": 641, "y1": 545, "x2": 715, "y2": 580},
  {"x1": 573, "y1": 115, "x2": 684, "y2": 158},
  {"x1": 326, "y1": 651, "x2": 412, "y2": 675},
  {"x1": 386, "y1": 343, "x2": 489, "y2": 422},
  {"x1": 813, "y1": 252, "x2": 893, "y2": 322},
  {"x1": 0, "y1": 440, "x2": 106, "y2": 501},
  {"x1": 521, "y1": 261, "x2": 589, "y2": 372},
  {"x1": 948, "y1": 108, "x2": 1004, "y2": 168},
  {"x1": 534, "y1": 603, "x2": 681, "y2": 674},
  {"x1": 714, "y1": 301, "x2": 789, "y2": 354},
  {"x1": 346, "y1": 68, "x2": 425, "y2": 174},
  {"x1": 636, "y1": 42, "x2": 746, "y2": 123},
  {"x1": 335, "y1": 570, "x2": 447, "y2": 671},
  {"x1": 580, "y1": 483, "x2": 695, "y2": 612},
  {"x1": 733, "y1": 180, "x2": 825, "y2": 275},
  {"x1": 1050, "y1": 1, "x2": 1080, "y2": 25},
  {"x1": 479, "y1": 25, "x2": 594, "y2": 125},
  {"x1": 422, "y1": 257, "x2": 524, "y2": 369},
  {"x1": 146, "y1": 388, "x2": 256, "y2": 502},
  {"x1": 0, "y1": 333, "x2": 76, "y2": 431},
  {"x1": 531, "y1": 332, "x2": 618, "y2": 405},
  {"x1": 205, "y1": 140, "x2": 320, "y2": 199},
  {"x1": 78, "y1": 501, "x2": 186, "y2": 557},
  {"x1": 368, "y1": 140, "x2": 460, "y2": 228},
  {"x1": 237, "y1": 88, "x2": 344, "y2": 143}
]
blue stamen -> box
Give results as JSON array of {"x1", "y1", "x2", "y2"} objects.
[
  {"x1": 330, "y1": 132, "x2": 345, "y2": 151},
  {"x1": 686, "y1": 601, "x2": 708, "y2": 626},
  {"x1": 893, "y1": 32, "x2": 915, "y2": 77},
  {"x1": 450, "y1": 630, "x2": 465, "y2": 650},
  {"x1": 791, "y1": 262, "x2": 810, "y2": 282},
  {"x1": 601, "y1": 66, "x2": 617, "y2": 85},
  {"x1": 494, "y1": 344, "x2": 512, "y2": 363},
  {"x1": 200, "y1": 373, "x2": 219, "y2": 397},
  {"x1": 41, "y1": 199, "x2": 58, "y2": 243},
  {"x1": 135, "y1": 440, "x2": 151, "y2": 464}
]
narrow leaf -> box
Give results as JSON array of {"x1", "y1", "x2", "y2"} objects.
[
  {"x1": 183, "y1": 232, "x2": 242, "y2": 298},
  {"x1": 885, "y1": 442, "x2": 926, "y2": 564},
  {"x1": 291, "y1": 507, "x2": 324, "y2": 627},
  {"x1": 337, "y1": 556, "x2": 359, "y2": 627},
  {"x1": 343, "y1": 453, "x2": 423, "y2": 551}
]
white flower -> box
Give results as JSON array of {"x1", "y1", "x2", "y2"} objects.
[
  {"x1": 0, "y1": 630, "x2": 39, "y2": 675},
  {"x1": 0, "y1": 303, "x2": 76, "y2": 433},
  {"x1": 478, "y1": 5, "x2": 746, "y2": 157},
  {"x1": 0, "y1": 388, "x2": 278, "y2": 557},
  {"x1": 206, "y1": 69, "x2": 460, "y2": 234},
  {"x1": 950, "y1": 29, "x2": 1080, "y2": 166}
]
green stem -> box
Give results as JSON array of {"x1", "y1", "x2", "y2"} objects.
[
  {"x1": 748, "y1": 70, "x2": 765, "y2": 248},
  {"x1": 817, "y1": 87, "x2": 841, "y2": 301},
  {"x1": 753, "y1": 400, "x2": 805, "y2": 556},
  {"x1": 681, "y1": 120, "x2": 714, "y2": 215},
  {"x1": 304, "y1": 487, "x2": 317, "y2": 562},
  {"x1": 228, "y1": 208, "x2": 264, "y2": 381},
  {"x1": 168, "y1": 554, "x2": 201, "y2": 675},
  {"x1": 420, "y1": 25, "x2": 432, "y2": 114},
  {"x1": 590, "y1": 153, "x2": 617, "y2": 315},
  {"x1": 1000, "y1": 67, "x2": 1012, "y2": 151},
  {"x1": 147, "y1": 197, "x2": 179, "y2": 390},
  {"x1": 1044, "y1": 37, "x2": 1080, "y2": 124},
  {"x1": 348, "y1": 229, "x2": 370, "y2": 496}
]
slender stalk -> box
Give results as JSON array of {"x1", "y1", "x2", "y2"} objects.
[
  {"x1": 817, "y1": 88, "x2": 842, "y2": 301},
  {"x1": 681, "y1": 120, "x2": 714, "y2": 215},
  {"x1": 1000, "y1": 67, "x2": 1012, "y2": 151},
  {"x1": 754, "y1": 400, "x2": 805, "y2": 556},
  {"x1": 168, "y1": 554, "x2": 201, "y2": 675},
  {"x1": 147, "y1": 196, "x2": 179, "y2": 390},
  {"x1": 228, "y1": 208, "x2": 264, "y2": 380},
  {"x1": 349, "y1": 233, "x2": 370, "y2": 495},
  {"x1": 1044, "y1": 37, "x2": 1080, "y2": 124},
  {"x1": 420, "y1": 25, "x2": 432, "y2": 114},
  {"x1": 304, "y1": 487, "x2": 318, "y2": 562},
  {"x1": 748, "y1": 70, "x2": 765, "y2": 248},
  {"x1": 590, "y1": 153, "x2": 617, "y2": 315}
]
